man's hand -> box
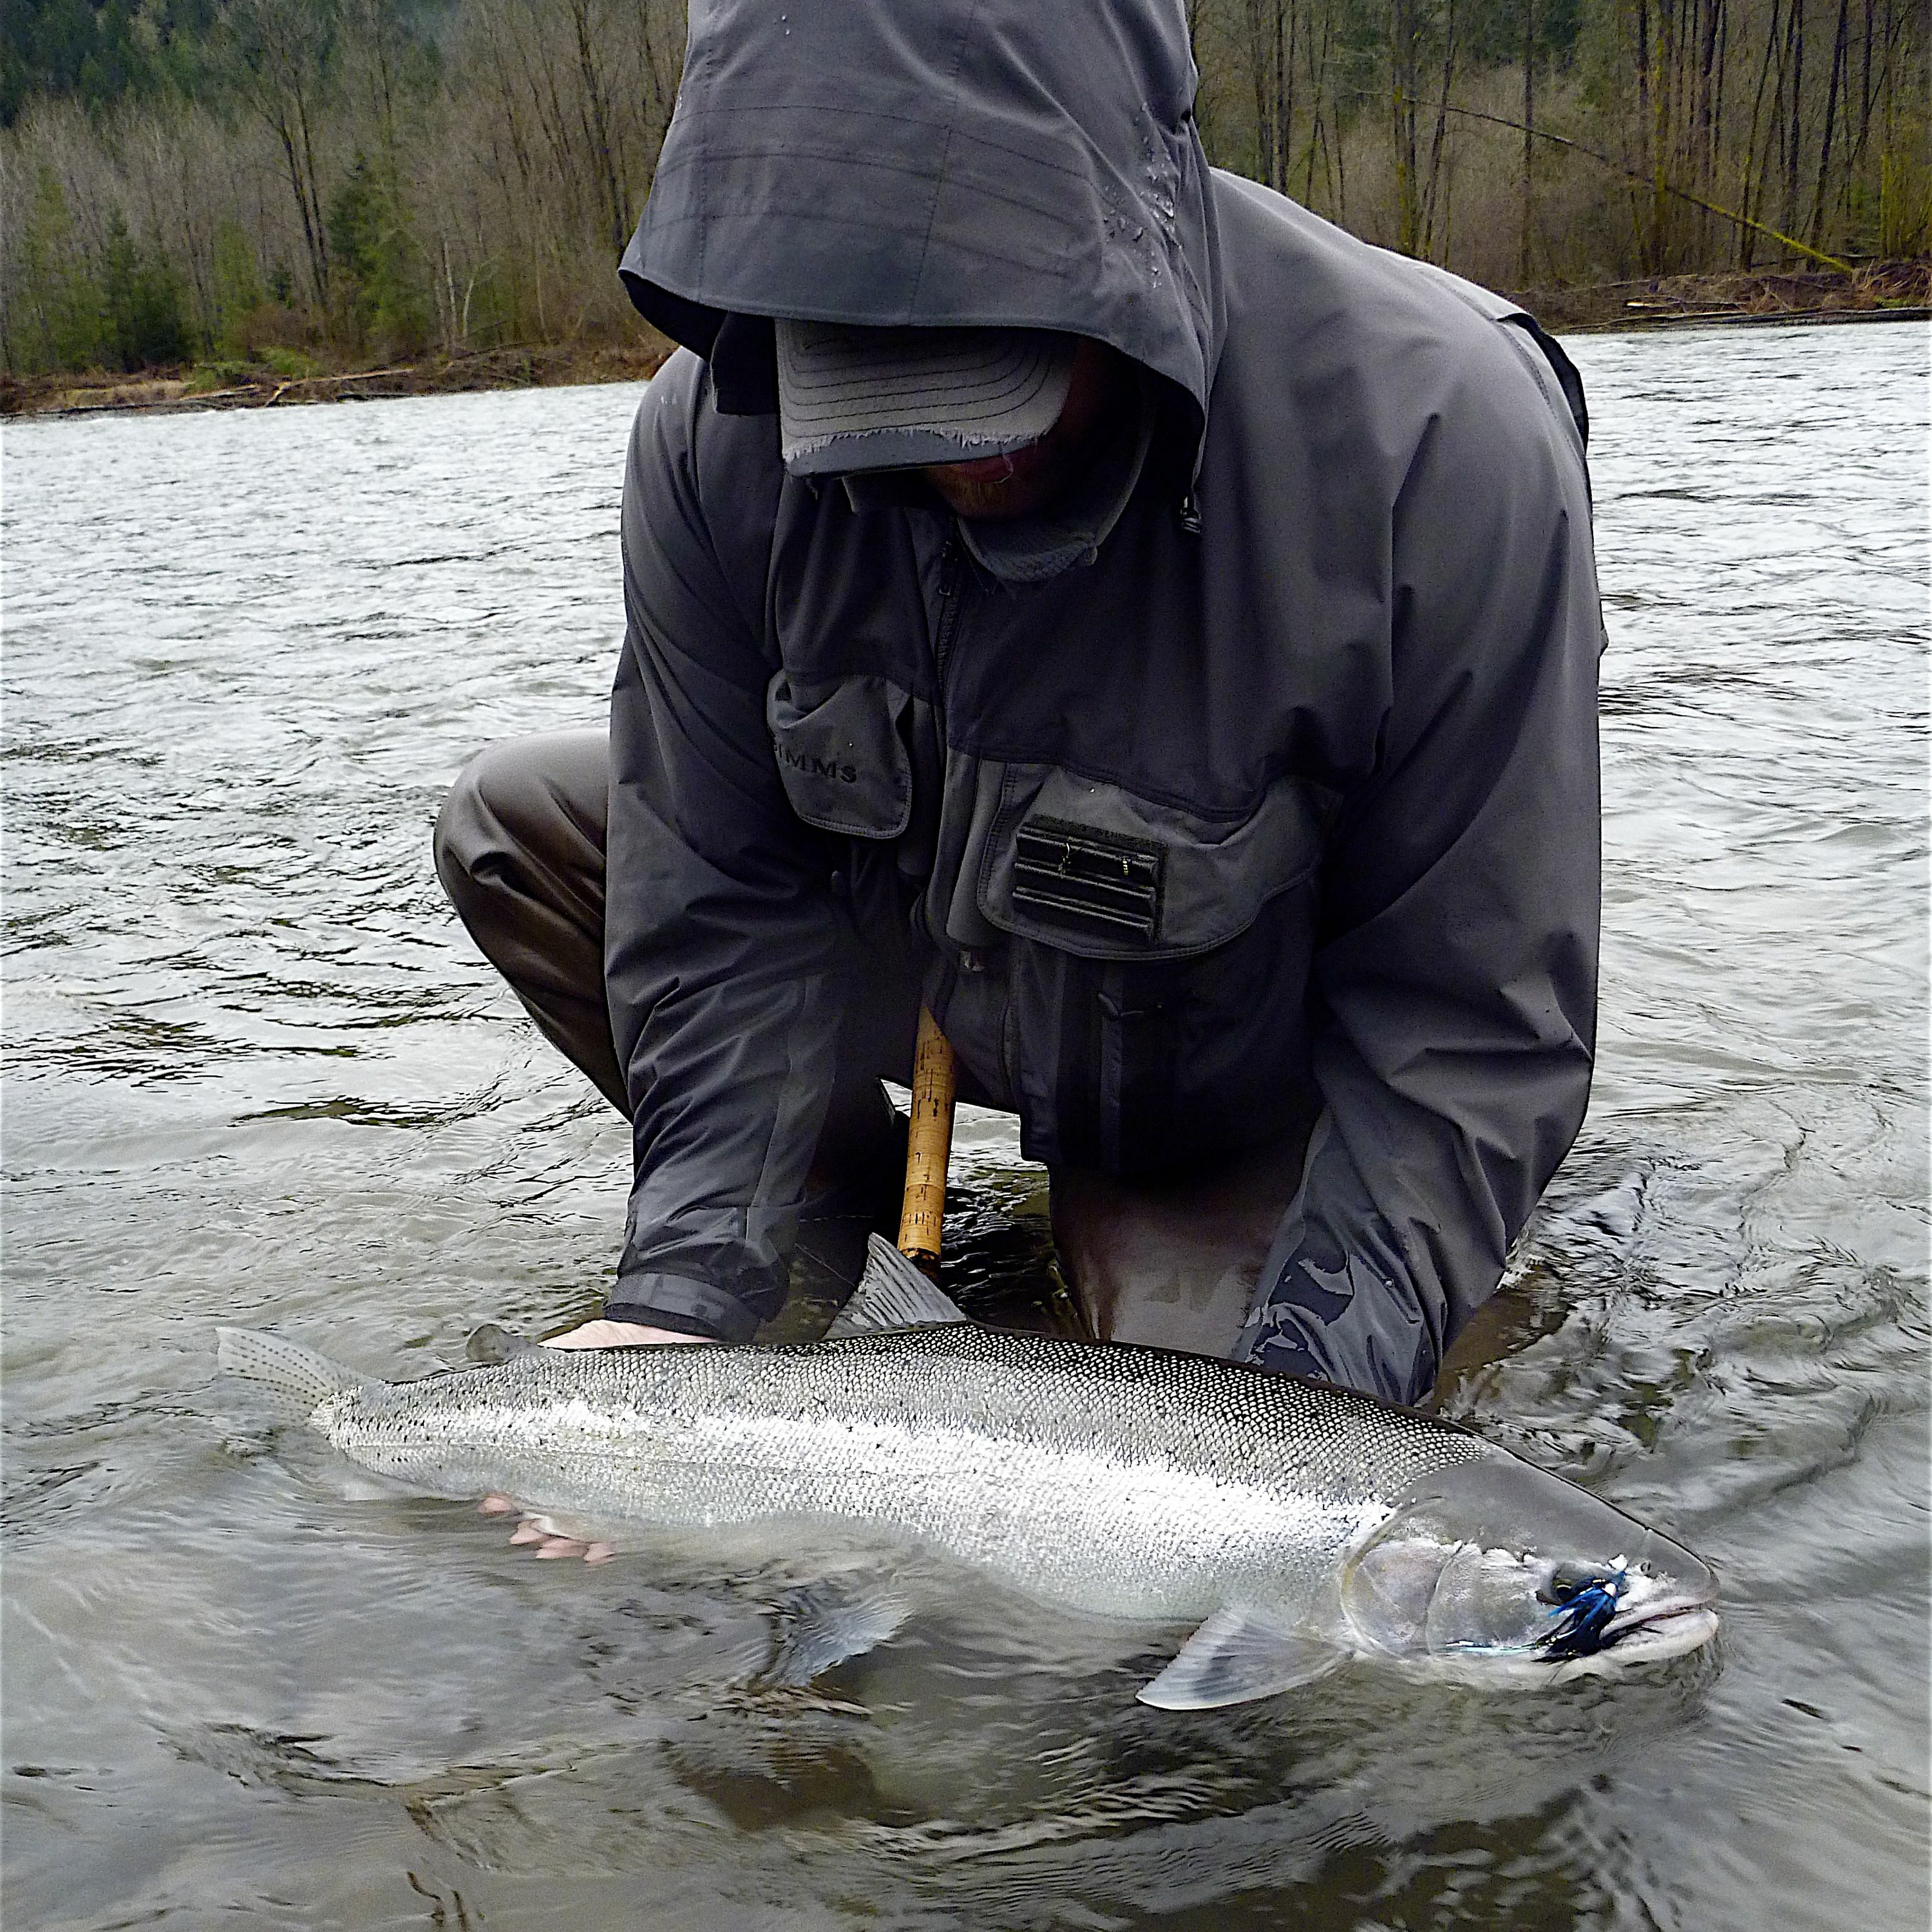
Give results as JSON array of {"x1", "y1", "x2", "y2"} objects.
[
  {"x1": 479, "y1": 1492, "x2": 618, "y2": 1564},
  {"x1": 482, "y1": 1318, "x2": 710, "y2": 1560}
]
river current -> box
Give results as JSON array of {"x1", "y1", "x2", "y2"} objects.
[{"x1": 3, "y1": 322, "x2": 1927, "y2": 1929}]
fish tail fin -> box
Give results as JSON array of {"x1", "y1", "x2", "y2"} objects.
[{"x1": 216, "y1": 1327, "x2": 370, "y2": 1418}]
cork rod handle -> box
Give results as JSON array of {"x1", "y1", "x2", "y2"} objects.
[{"x1": 896, "y1": 1007, "x2": 956, "y2": 1278}]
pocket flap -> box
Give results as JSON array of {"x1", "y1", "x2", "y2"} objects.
[
  {"x1": 978, "y1": 762, "x2": 1330, "y2": 960},
  {"x1": 766, "y1": 671, "x2": 913, "y2": 840}
]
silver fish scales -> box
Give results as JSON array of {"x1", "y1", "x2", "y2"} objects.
[{"x1": 218, "y1": 1242, "x2": 1718, "y2": 1707}]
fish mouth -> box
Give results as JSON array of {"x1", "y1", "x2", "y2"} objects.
[
  {"x1": 1597, "y1": 1595, "x2": 1721, "y2": 1662},
  {"x1": 1530, "y1": 1540, "x2": 1720, "y2": 1665}
]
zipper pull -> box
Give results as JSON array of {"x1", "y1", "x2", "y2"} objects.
[{"x1": 1177, "y1": 491, "x2": 1203, "y2": 537}]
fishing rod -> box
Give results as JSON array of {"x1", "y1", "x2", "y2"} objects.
[{"x1": 896, "y1": 1007, "x2": 956, "y2": 1280}]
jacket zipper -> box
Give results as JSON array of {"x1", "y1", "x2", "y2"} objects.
[
  {"x1": 933, "y1": 533, "x2": 964, "y2": 688},
  {"x1": 931, "y1": 530, "x2": 1010, "y2": 1088}
]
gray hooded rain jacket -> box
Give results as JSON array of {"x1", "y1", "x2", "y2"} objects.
[{"x1": 600, "y1": 0, "x2": 1603, "y2": 1406}]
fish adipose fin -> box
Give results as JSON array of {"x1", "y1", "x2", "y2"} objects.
[
  {"x1": 823, "y1": 1234, "x2": 971, "y2": 1338},
  {"x1": 216, "y1": 1327, "x2": 371, "y2": 1418},
  {"x1": 761, "y1": 1578, "x2": 913, "y2": 1687},
  {"x1": 1138, "y1": 1608, "x2": 1346, "y2": 1710}
]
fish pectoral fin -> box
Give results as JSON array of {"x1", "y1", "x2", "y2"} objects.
[
  {"x1": 1137, "y1": 1609, "x2": 1345, "y2": 1710},
  {"x1": 822, "y1": 1235, "x2": 971, "y2": 1338},
  {"x1": 761, "y1": 1578, "x2": 913, "y2": 1689}
]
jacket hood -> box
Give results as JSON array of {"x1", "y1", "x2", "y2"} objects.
[{"x1": 619, "y1": 0, "x2": 1224, "y2": 448}]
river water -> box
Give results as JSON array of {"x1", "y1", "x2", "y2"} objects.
[{"x1": 3, "y1": 322, "x2": 1927, "y2": 1930}]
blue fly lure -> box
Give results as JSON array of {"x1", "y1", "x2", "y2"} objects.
[{"x1": 1536, "y1": 1558, "x2": 1628, "y2": 1662}]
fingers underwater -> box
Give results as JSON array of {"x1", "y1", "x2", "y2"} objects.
[{"x1": 487, "y1": 1499, "x2": 619, "y2": 1564}]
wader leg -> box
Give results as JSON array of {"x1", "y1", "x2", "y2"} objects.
[
  {"x1": 435, "y1": 731, "x2": 627, "y2": 1111},
  {"x1": 433, "y1": 730, "x2": 908, "y2": 1293},
  {"x1": 1048, "y1": 1119, "x2": 1316, "y2": 1361}
]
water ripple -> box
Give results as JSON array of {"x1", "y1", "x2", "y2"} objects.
[{"x1": 3, "y1": 325, "x2": 1927, "y2": 1928}]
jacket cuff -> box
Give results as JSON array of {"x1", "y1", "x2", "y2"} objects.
[
  {"x1": 1240, "y1": 1249, "x2": 1439, "y2": 1406},
  {"x1": 603, "y1": 1270, "x2": 761, "y2": 1344}
]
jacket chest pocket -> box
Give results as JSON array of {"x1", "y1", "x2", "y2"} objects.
[
  {"x1": 975, "y1": 762, "x2": 1331, "y2": 960},
  {"x1": 766, "y1": 670, "x2": 913, "y2": 839},
  {"x1": 933, "y1": 760, "x2": 1337, "y2": 1171}
]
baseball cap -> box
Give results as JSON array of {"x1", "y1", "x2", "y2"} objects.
[{"x1": 774, "y1": 320, "x2": 1078, "y2": 477}]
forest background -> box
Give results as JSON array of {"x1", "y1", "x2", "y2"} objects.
[{"x1": 1, "y1": 0, "x2": 1927, "y2": 386}]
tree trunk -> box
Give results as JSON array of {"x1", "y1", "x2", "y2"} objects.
[
  {"x1": 1741, "y1": 0, "x2": 1787, "y2": 265},
  {"x1": 1521, "y1": 0, "x2": 1537, "y2": 282},
  {"x1": 1392, "y1": 0, "x2": 1422, "y2": 254},
  {"x1": 1634, "y1": 0, "x2": 1657, "y2": 268},
  {"x1": 1246, "y1": 0, "x2": 1276, "y2": 190},
  {"x1": 1696, "y1": 0, "x2": 1725, "y2": 256},
  {"x1": 1783, "y1": 0, "x2": 1806, "y2": 242},
  {"x1": 1422, "y1": 0, "x2": 1459, "y2": 259},
  {"x1": 565, "y1": 0, "x2": 629, "y2": 254},
  {"x1": 1810, "y1": 0, "x2": 1850, "y2": 243},
  {"x1": 1649, "y1": 0, "x2": 1672, "y2": 265}
]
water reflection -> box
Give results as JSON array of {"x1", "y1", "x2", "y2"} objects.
[{"x1": 4, "y1": 324, "x2": 1927, "y2": 1927}]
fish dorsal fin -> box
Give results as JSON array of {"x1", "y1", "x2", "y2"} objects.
[
  {"x1": 1137, "y1": 1607, "x2": 1346, "y2": 1710},
  {"x1": 465, "y1": 1322, "x2": 536, "y2": 1365},
  {"x1": 823, "y1": 1235, "x2": 971, "y2": 1338}
]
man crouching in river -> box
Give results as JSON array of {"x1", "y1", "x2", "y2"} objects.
[{"x1": 433, "y1": 0, "x2": 1603, "y2": 1413}]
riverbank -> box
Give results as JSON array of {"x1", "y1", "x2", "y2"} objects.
[
  {"x1": 1505, "y1": 258, "x2": 1931, "y2": 333},
  {"x1": 0, "y1": 337, "x2": 676, "y2": 420},
  {"x1": 3, "y1": 262, "x2": 1925, "y2": 420}
]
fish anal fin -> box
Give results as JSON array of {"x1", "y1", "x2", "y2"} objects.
[
  {"x1": 1137, "y1": 1608, "x2": 1345, "y2": 1710},
  {"x1": 822, "y1": 1235, "x2": 970, "y2": 1339},
  {"x1": 762, "y1": 1578, "x2": 912, "y2": 1688}
]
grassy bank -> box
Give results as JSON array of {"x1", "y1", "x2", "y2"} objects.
[
  {"x1": 1504, "y1": 258, "x2": 1931, "y2": 329},
  {"x1": 4, "y1": 263, "x2": 1924, "y2": 422}
]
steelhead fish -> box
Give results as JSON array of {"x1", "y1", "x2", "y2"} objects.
[{"x1": 218, "y1": 1238, "x2": 1718, "y2": 1708}]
